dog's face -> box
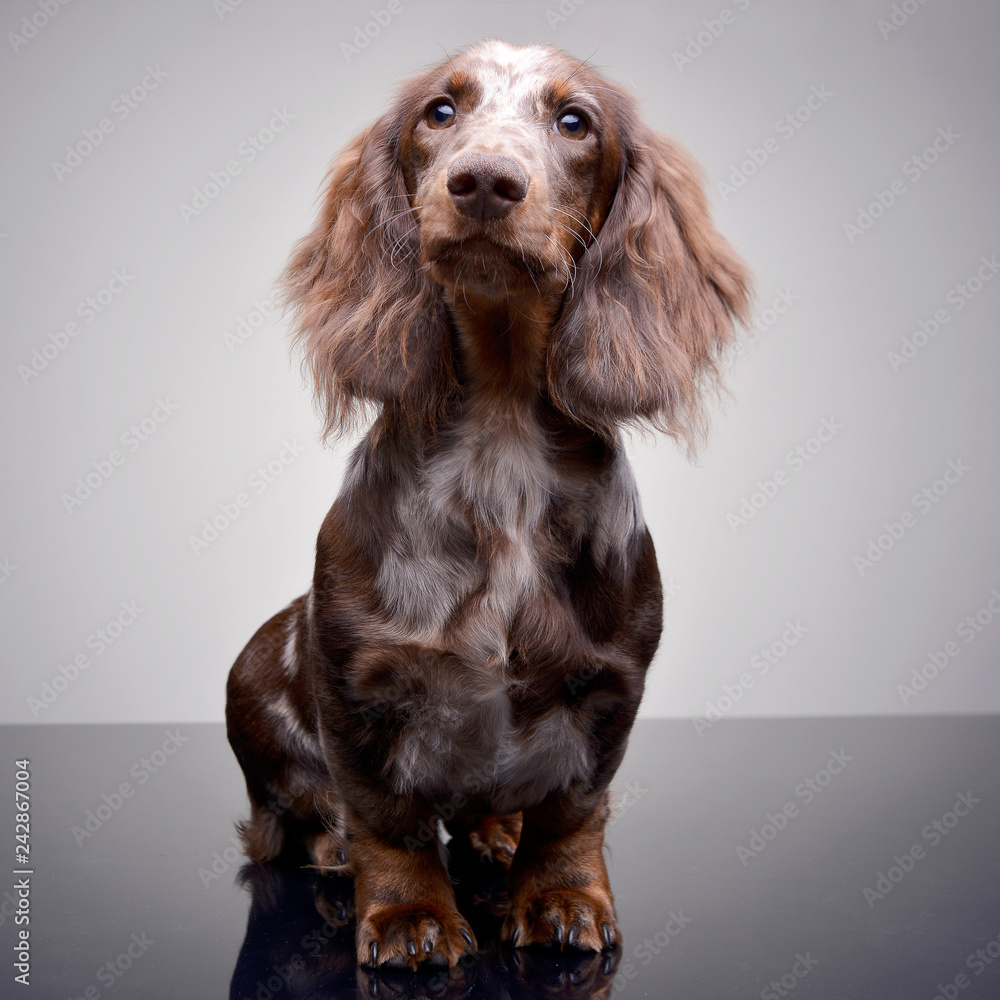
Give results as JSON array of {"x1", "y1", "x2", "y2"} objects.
[
  {"x1": 399, "y1": 42, "x2": 624, "y2": 299},
  {"x1": 282, "y1": 40, "x2": 752, "y2": 444}
]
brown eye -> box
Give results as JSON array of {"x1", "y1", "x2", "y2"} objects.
[
  {"x1": 427, "y1": 102, "x2": 456, "y2": 129},
  {"x1": 555, "y1": 111, "x2": 588, "y2": 139}
]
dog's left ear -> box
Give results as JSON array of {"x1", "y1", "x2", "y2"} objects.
[{"x1": 547, "y1": 124, "x2": 753, "y2": 447}]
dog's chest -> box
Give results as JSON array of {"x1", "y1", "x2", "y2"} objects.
[
  {"x1": 361, "y1": 406, "x2": 640, "y2": 807},
  {"x1": 374, "y1": 404, "x2": 560, "y2": 653},
  {"x1": 389, "y1": 670, "x2": 593, "y2": 813}
]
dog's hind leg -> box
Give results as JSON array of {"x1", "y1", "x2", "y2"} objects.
[{"x1": 226, "y1": 595, "x2": 348, "y2": 867}]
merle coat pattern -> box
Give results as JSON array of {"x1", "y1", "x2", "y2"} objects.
[{"x1": 226, "y1": 39, "x2": 751, "y2": 971}]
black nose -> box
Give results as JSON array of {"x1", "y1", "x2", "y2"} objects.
[{"x1": 446, "y1": 153, "x2": 528, "y2": 221}]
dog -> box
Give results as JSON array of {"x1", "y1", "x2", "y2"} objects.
[{"x1": 226, "y1": 39, "x2": 751, "y2": 972}]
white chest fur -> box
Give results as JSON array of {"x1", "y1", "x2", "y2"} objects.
[{"x1": 374, "y1": 399, "x2": 555, "y2": 657}]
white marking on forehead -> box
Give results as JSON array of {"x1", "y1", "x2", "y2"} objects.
[{"x1": 463, "y1": 40, "x2": 560, "y2": 116}]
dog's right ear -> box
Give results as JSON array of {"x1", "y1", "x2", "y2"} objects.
[{"x1": 281, "y1": 103, "x2": 458, "y2": 437}]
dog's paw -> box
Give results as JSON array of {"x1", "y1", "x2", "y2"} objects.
[
  {"x1": 502, "y1": 887, "x2": 618, "y2": 952},
  {"x1": 468, "y1": 813, "x2": 522, "y2": 869},
  {"x1": 358, "y1": 903, "x2": 477, "y2": 970}
]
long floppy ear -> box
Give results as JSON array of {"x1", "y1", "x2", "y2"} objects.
[
  {"x1": 280, "y1": 105, "x2": 457, "y2": 437},
  {"x1": 547, "y1": 124, "x2": 753, "y2": 449}
]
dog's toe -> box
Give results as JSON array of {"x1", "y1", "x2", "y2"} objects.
[
  {"x1": 503, "y1": 888, "x2": 618, "y2": 953},
  {"x1": 358, "y1": 903, "x2": 476, "y2": 970}
]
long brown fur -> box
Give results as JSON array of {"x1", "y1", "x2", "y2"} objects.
[{"x1": 227, "y1": 39, "x2": 751, "y2": 972}]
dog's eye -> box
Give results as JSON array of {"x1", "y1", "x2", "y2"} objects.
[
  {"x1": 555, "y1": 111, "x2": 588, "y2": 140},
  {"x1": 427, "y1": 102, "x2": 456, "y2": 129}
]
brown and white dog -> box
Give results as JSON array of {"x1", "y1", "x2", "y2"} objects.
[{"x1": 226, "y1": 39, "x2": 751, "y2": 971}]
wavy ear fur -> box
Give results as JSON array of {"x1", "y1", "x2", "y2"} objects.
[
  {"x1": 547, "y1": 120, "x2": 753, "y2": 448},
  {"x1": 280, "y1": 104, "x2": 458, "y2": 437}
]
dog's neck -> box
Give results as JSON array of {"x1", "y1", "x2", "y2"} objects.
[{"x1": 445, "y1": 286, "x2": 561, "y2": 404}]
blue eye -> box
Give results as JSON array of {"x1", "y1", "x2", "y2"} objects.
[
  {"x1": 427, "y1": 102, "x2": 456, "y2": 129},
  {"x1": 556, "y1": 111, "x2": 588, "y2": 139}
]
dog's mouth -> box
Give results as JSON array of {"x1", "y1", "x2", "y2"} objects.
[{"x1": 424, "y1": 234, "x2": 562, "y2": 296}]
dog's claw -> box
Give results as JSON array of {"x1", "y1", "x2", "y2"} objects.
[
  {"x1": 460, "y1": 927, "x2": 473, "y2": 948},
  {"x1": 370, "y1": 941, "x2": 378, "y2": 965},
  {"x1": 424, "y1": 937, "x2": 433, "y2": 954},
  {"x1": 336, "y1": 849, "x2": 346, "y2": 864},
  {"x1": 511, "y1": 927, "x2": 520, "y2": 947},
  {"x1": 601, "y1": 922, "x2": 614, "y2": 948},
  {"x1": 406, "y1": 939, "x2": 417, "y2": 956},
  {"x1": 567, "y1": 924, "x2": 580, "y2": 947}
]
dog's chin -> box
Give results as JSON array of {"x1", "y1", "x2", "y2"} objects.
[{"x1": 425, "y1": 237, "x2": 565, "y2": 301}]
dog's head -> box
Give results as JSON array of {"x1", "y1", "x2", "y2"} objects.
[{"x1": 282, "y1": 40, "x2": 752, "y2": 444}]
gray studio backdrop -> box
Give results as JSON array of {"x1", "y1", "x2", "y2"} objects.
[{"x1": 2, "y1": 0, "x2": 998, "y2": 724}]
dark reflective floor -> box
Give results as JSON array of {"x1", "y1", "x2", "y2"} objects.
[{"x1": 1, "y1": 717, "x2": 998, "y2": 998}]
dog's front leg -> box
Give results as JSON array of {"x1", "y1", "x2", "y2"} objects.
[
  {"x1": 503, "y1": 791, "x2": 618, "y2": 952},
  {"x1": 350, "y1": 811, "x2": 477, "y2": 970}
]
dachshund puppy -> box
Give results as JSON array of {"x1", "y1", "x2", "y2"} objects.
[{"x1": 226, "y1": 39, "x2": 751, "y2": 971}]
